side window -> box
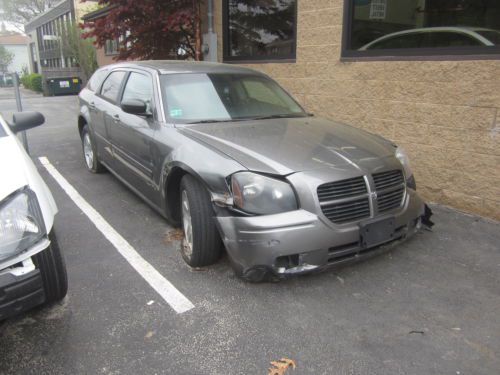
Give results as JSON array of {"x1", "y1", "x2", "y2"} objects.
[
  {"x1": 100, "y1": 71, "x2": 126, "y2": 103},
  {"x1": 87, "y1": 69, "x2": 108, "y2": 92},
  {"x1": 421, "y1": 32, "x2": 483, "y2": 48},
  {"x1": 370, "y1": 33, "x2": 423, "y2": 49},
  {"x1": 121, "y1": 72, "x2": 153, "y2": 113}
]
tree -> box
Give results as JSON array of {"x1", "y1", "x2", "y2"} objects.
[
  {"x1": 63, "y1": 21, "x2": 98, "y2": 80},
  {"x1": 81, "y1": 0, "x2": 203, "y2": 61},
  {"x1": 0, "y1": 0, "x2": 58, "y2": 30},
  {"x1": 0, "y1": 44, "x2": 13, "y2": 72}
]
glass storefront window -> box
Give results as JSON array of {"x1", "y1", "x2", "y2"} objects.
[
  {"x1": 343, "y1": 0, "x2": 500, "y2": 57},
  {"x1": 223, "y1": 0, "x2": 297, "y2": 61}
]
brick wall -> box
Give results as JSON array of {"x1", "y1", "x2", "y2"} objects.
[
  {"x1": 213, "y1": 0, "x2": 500, "y2": 220},
  {"x1": 95, "y1": 48, "x2": 117, "y2": 68}
]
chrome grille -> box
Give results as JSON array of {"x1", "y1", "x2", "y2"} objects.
[
  {"x1": 317, "y1": 176, "x2": 370, "y2": 224},
  {"x1": 372, "y1": 170, "x2": 405, "y2": 213}
]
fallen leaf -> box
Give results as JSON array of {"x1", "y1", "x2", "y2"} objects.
[
  {"x1": 164, "y1": 229, "x2": 184, "y2": 244},
  {"x1": 268, "y1": 358, "x2": 296, "y2": 375}
]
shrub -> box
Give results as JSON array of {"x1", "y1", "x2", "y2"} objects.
[
  {"x1": 30, "y1": 74, "x2": 42, "y2": 92},
  {"x1": 20, "y1": 73, "x2": 43, "y2": 93}
]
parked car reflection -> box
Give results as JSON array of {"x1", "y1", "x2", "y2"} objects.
[{"x1": 359, "y1": 27, "x2": 500, "y2": 50}]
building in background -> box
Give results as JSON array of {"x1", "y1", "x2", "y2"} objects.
[
  {"x1": 0, "y1": 33, "x2": 30, "y2": 74},
  {"x1": 81, "y1": 6, "x2": 119, "y2": 67},
  {"x1": 23, "y1": 0, "x2": 98, "y2": 92},
  {"x1": 37, "y1": 0, "x2": 500, "y2": 220},
  {"x1": 210, "y1": 0, "x2": 500, "y2": 221}
]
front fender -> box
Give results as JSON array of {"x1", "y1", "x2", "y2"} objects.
[{"x1": 155, "y1": 130, "x2": 246, "y2": 220}]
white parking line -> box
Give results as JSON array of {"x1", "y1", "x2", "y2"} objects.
[{"x1": 38, "y1": 156, "x2": 195, "y2": 314}]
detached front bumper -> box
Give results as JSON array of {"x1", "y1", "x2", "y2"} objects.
[
  {"x1": 0, "y1": 238, "x2": 49, "y2": 321},
  {"x1": 217, "y1": 189, "x2": 425, "y2": 281}
]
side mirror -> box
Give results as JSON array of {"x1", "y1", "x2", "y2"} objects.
[
  {"x1": 10, "y1": 111, "x2": 45, "y2": 134},
  {"x1": 121, "y1": 99, "x2": 149, "y2": 116}
]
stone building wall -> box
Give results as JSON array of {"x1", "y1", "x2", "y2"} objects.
[{"x1": 213, "y1": 0, "x2": 500, "y2": 220}]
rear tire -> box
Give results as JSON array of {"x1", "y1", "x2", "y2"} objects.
[
  {"x1": 81, "y1": 124, "x2": 105, "y2": 173},
  {"x1": 179, "y1": 175, "x2": 222, "y2": 267},
  {"x1": 33, "y1": 230, "x2": 68, "y2": 303}
]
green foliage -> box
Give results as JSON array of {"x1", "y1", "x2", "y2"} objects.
[
  {"x1": 0, "y1": 45, "x2": 14, "y2": 72},
  {"x1": 20, "y1": 73, "x2": 43, "y2": 92},
  {"x1": 62, "y1": 21, "x2": 98, "y2": 80}
]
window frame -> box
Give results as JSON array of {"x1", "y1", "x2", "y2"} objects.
[
  {"x1": 222, "y1": 0, "x2": 298, "y2": 63},
  {"x1": 341, "y1": 0, "x2": 500, "y2": 61},
  {"x1": 97, "y1": 70, "x2": 127, "y2": 105},
  {"x1": 119, "y1": 69, "x2": 157, "y2": 119}
]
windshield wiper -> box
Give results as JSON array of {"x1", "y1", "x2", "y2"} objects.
[
  {"x1": 242, "y1": 113, "x2": 312, "y2": 121},
  {"x1": 186, "y1": 119, "x2": 237, "y2": 124}
]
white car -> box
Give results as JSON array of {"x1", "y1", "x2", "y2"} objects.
[
  {"x1": 359, "y1": 27, "x2": 500, "y2": 50},
  {"x1": 0, "y1": 112, "x2": 67, "y2": 320}
]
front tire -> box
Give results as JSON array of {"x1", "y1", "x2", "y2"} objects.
[
  {"x1": 33, "y1": 230, "x2": 68, "y2": 303},
  {"x1": 180, "y1": 175, "x2": 222, "y2": 267},
  {"x1": 81, "y1": 124, "x2": 105, "y2": 173}
]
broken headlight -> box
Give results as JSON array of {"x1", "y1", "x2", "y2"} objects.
[
  {"x1": 0, "y1": 188, "x2": 45, "y2": 262},
  {"x1": 230, "y1": 172, "x2": 298, "y2": 215}
]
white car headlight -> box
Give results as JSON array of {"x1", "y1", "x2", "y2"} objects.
[
  {"x1": 0, "y1": 188, "x2": 46, "y2": 262},
  {"x1": 395, "y1": 146, "x2": 413, "y2": 179},
  {"x1": 230, "y1": 172, "x2": 298, "y2": 215}
]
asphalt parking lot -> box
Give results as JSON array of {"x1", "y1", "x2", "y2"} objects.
[{"x1": 0, "y1": 87, "x2": 499, "y2": 375}]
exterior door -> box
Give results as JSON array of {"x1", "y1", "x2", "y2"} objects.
[
  {"x1": 95, "y1": 70, "x2": 127, "y2": 167},
  {"x1": 108, "y1": 71, "x2": 157, "y2": 202}
]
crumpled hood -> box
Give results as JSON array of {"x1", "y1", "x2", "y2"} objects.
[
  {"x1": 181, "y1": 117, "x2": 396, "y2": 175},
  {"x1": 0, "y1": 136, "x2": 28, "y2": 201}
]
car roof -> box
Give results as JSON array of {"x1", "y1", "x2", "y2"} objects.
[{"x1": 102, "y1": 60, "x2": 264, "y2": 76}]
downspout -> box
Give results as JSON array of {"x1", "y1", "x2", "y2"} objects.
[
  {"x1": 208, "y1": 0, "x2": 214, "y2": 33},
  {"x1": 204, "y1": 0, "x2": 217, "y2": 62}
]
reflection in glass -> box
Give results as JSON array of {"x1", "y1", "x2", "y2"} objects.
[
  {"x1": 161, "y1": 73, "x2": 305, "y2": 123},
  {"x1": 226, "y1": 0, "x2": 296, "y2": 59},
  {"x1": 348, "y1": 0, "x2": 500, "y2": 50}
]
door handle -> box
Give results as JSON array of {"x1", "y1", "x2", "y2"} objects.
[
  {"x1": 113, "y1": 114, "x2": 120, "y2": 122},
  {"x1": 89, "y1": 101, "x2": 96, "y2": 110}
]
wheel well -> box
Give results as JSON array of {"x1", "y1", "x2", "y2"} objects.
[
  {"x1": 165, "y1": 167, "x2": 187, "y2": 226},
  {"x1": 78, "y1": 116, "x2": 87, "y2": 138}
]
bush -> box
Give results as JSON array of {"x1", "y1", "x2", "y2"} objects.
[
  {"x1": 20, "y1": 73, "x2": 43, "y2": 93},
  {"x1": 30, "y1": 74, "x2": 42, "y2": 92}
]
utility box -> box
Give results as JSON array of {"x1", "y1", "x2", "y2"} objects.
[{"x1": 46, "y1": 77, "x2": 82, "y2": 96}]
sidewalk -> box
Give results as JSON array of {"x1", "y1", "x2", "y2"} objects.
[{"x1": 0, "y1": 86, "x2": 42, "y2": 101}]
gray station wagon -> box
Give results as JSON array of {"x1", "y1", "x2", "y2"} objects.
[{"x1": 78, "y1": 61, "x2": 430, "y2": 282}]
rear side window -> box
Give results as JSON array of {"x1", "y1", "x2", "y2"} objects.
[
  {"x1": 100, "y1": 71, "x2": 126, "y2": 103},
  {"x1": 87, "y1": 69, "x2": 109, "y2": 92},
  {"x1": 421, "y1": 32, "x2": 483, "y2": 48},
  {"x1": 369, "y1": 33, "x2": 423, "y2": 49}
]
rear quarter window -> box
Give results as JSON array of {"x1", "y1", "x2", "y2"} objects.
[{"x1": 87, "y1": 69, "x2": 109, "y2": 92}]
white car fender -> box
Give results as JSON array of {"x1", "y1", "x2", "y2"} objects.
[{"x1": 0, "y1": 117, "x2": 57, "y2": 233}]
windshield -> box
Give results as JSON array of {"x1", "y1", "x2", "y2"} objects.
[
  {"x1": 476, "y1": 30, "x2": 500, "y2": 45},
  {"x1": 160, "y1": 73, "x2": 306, "y2": 123}
]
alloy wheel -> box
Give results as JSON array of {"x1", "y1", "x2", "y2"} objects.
[
  {"x1": 181, "y1": 190, "x2": 193, "y2": 258},
  {"x1": 83, "y1": 133, "x2": 94, "y2": 169}
]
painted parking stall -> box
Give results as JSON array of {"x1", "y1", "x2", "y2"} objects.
[{"x1": 38, "y1": 156, "x2": 194, "y2": 314}]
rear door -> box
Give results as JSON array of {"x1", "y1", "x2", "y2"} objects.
[
  {"x1": 86, "y1": 69, "x2": 109, "y2": 146},
  {"x1": 108, "y1": 70, "x2": 158, "y2": 202},
  {"x1": 95, "y1": 70, "x2": 127, "y2": 167}
]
